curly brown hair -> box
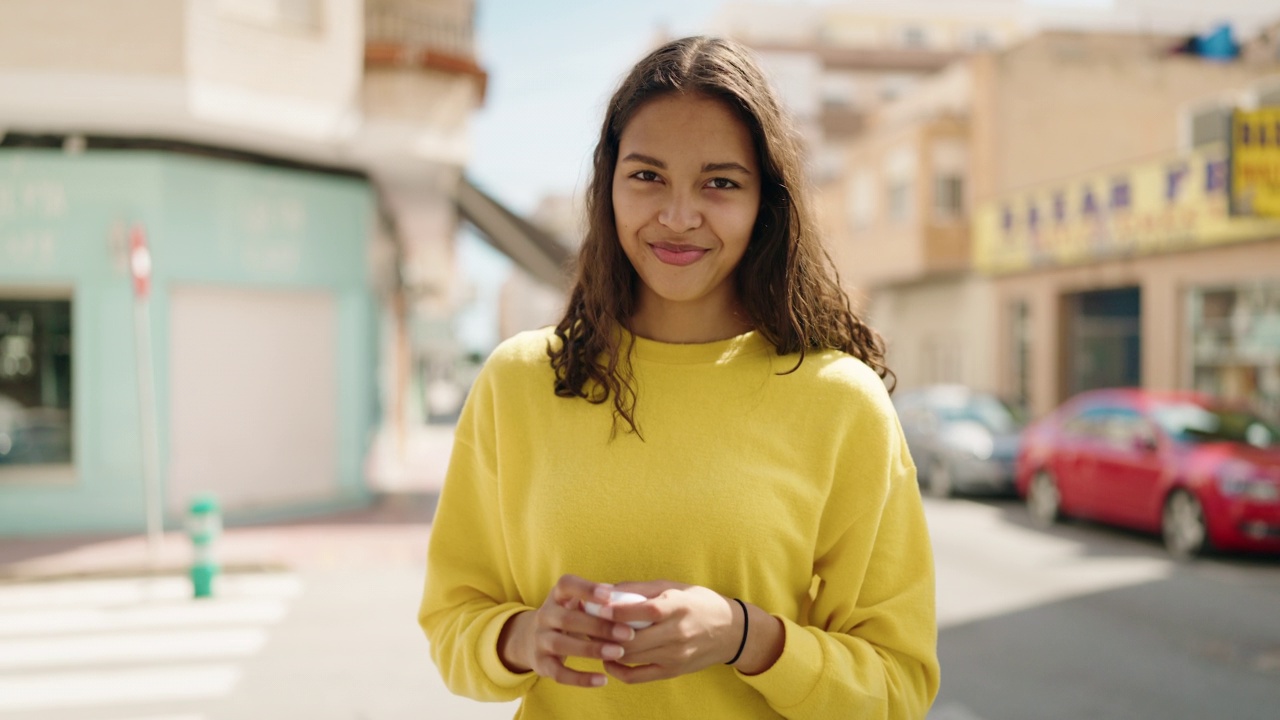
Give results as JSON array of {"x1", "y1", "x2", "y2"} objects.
[{"x1": 549, "y1": 36, "x2": 892, "y2": 435}]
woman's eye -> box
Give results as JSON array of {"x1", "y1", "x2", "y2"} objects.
[
  {"x1": 633, "y1": 170, "x2": 660, "y2": 182},
  {"x1": 707, "y1": 177, "x2": 739, "y2": 190}
]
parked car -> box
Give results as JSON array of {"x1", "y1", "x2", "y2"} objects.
[
  {"x1": 894, "y1": 385, "x2": 1026, "y2": 498},
  {"x1": 1015, "y1": 388, "x2": 1280, "y2": 559}
]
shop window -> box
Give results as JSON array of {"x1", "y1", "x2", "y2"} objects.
[
  {"x1": 1189, "y1": 283, "x2": 1280, "y2": 422},
  {"x1": 0, "y1": 298, "x2": 73, "y2": 467}
]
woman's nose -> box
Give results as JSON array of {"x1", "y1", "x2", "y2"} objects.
[{"x1": 657, "y1": 192, "x2": 703, "y2": 233}]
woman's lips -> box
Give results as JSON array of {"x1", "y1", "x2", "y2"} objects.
[{"x1": 650, "y1": 243, "x2": 709, "y2": 266}]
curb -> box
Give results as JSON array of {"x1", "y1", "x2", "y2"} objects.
[{"x1": 0, "y1": 561, "x2": 291, "y2": 585}]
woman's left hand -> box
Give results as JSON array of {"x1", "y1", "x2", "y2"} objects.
[{"x1": 600, "y1": 580, "x2": 742, "y2": 684}]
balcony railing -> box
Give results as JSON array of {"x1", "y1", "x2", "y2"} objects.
[{"x1": 365, "y1": 1, "x2": 474, "y2": 60}]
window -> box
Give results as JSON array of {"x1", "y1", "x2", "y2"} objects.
[
  {"x1": 1009, "y1": 300, "x2": 1030, "y2": 413},
  {"x1": 217, "y1": 0, "x2": 323, "y2": 33},
  {"x1": 0, "y1": 298, "x2": 72, "y2": 467},
  {"x1": 901, "y1": 26, "x2": 928, "y2": 49},
  {"x1": 885, "y1": 147, "x2": 916, "y2": 223},
  {"x1": 968, "y1": 28, "x2": 995, "y2": 50},
  {"x1": 934, "y1": 174, "x2": 965, "y2": 220},
  {"x1": 1188, "y1": 282, "x2": 1280, "y2": 423},
  {"x1": 888, "y1": 181, "x2": 913, "y2": 223},
  {"x1": 848, "y1": 171, "x2": 876, "y2": 230},
  {"x1": 880, "y1": 75, "x2": 915, "y2": 102},
  {"x1": 1099, "y1": 408, "x2": 1155, "y2": 450},
  {"x1": 1258, "y1": 82, "x2": 1280, "y2": 108},
  {"x1": 1188, "y1": 104, "x2": 1233, "y2": 148}
]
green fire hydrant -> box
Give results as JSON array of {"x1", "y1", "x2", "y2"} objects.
[{"x1": 186, "y1": 494, "x2": 221, "y2": 599}]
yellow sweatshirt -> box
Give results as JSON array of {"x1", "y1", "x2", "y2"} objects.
[{"x1": 420, "y1": 327, "x2": 939, "y2": 719}]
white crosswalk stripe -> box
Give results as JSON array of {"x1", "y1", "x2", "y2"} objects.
[{"x1": 0, "y1": 572, "x2": 301, "y2": 716}]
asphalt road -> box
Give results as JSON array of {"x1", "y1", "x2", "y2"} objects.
[
  {"x1": 927, "y1": 495, "x2": 1280, "y2": 720},
  {"x1": 1, "y1": 494, "x2": 1277, "y2": 719}
]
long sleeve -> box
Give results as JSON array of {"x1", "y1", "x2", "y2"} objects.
[
  {"x1": 739, "y1": 384, "x2": 940, "y2": 718},
  {"x1": 418, "y1": 362, "x2": 537, "y2": 702}
]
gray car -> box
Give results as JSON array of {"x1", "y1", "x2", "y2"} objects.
[{"x1": 894, "y1": 385, "x2": 1025, "y2": 498}]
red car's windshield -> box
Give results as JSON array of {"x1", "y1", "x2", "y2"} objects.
[{"x1": 1149, "y1": 401, "x2": 1280, "y2": 448}]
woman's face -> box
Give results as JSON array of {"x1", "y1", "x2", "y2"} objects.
[{"x1": 612, "y1": 93, "x2": 761, "y2": 326}]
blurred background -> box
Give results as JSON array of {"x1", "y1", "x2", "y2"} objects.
[{"x1": 0, "y1": 1, "x2": 1278, "y2": 718}]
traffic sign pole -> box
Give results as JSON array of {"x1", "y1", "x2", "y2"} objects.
[{"x1": 130, "y1": 225, "x2": 164, "y2": 569}]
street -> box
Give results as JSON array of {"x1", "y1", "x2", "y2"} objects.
[
  {"x1": 928, "y1": 496, "x2": 1280, "y2": 720},
  {"x1": 0, "y1": 494, "x2": 1277, "y2": 719}
]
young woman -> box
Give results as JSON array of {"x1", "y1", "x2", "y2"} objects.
[{"x1": 420, "y1": 36, "x2": 939, "y2": 719}]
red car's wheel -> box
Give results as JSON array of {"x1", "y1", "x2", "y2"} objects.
[
  {"x1": 1162, "y1": 490, "x2": 1209, "y2": 560},
  {"x1": 1027, "y1": 470, "x2": 1061, "y2": 528}
]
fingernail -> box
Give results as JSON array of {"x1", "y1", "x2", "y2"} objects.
[
  {"x1": 591, "y1": 675, "x2": 607, "y2": 687},
  {"x1": 593, "y1": 585, "x2": 613, "y2": 601},
  {"x1": 602, "y1": 644, "x2": 624, "y2": 660},
  {"x1": 598, "y1": 605, "x2": 613, "y2": 620},
  {"x1": 612, "y1": 625, "x2": 633, "y2": 641}
]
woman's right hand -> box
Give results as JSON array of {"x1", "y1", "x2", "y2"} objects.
[{"x1": 498, "y1": 574, "x2": 637, "y2": 687}]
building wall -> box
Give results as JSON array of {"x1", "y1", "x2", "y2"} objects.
[
  {"x1": 186, "y1": 0, "x2": 364, "y2": 142},
  {"x1": 838, "y1": 123, "x2": 926, "y2": 289},
  {"x1": 872, "y1": 274, "x2": 998, "y2": 394},
  {"x1": 0, "y1": 0, "x2": 184, "y2": 75},
  {"x1": 0, "y1": 149, "x2": 376, "y2": 535},
  {"x1": 976, "y1": 32, "x2": 1278, "y2": 199},
  {"x1": 991, "y1": 238, "x2": 1280, "y2": 420}
]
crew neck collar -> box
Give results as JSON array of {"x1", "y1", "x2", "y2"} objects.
[{"x1": 624, "y1": 328, "x2": 773, "y2": 365}]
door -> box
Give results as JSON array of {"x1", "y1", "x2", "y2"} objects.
[
  {"x1": 1063, "y1": 287, "x2": 1141, "y2": 398},
  {"x1": 168, "y1": 285, "x2": 339, "y2": 516},
  {"x1": 1089, "y1": 408, "x2": 1166, "y2": 529}
]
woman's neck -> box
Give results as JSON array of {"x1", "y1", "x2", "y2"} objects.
[{"x1": 627, "y1": 294, "x2": 753, "y2": 344}]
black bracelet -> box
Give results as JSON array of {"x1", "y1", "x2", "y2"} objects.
[{"x1": 726, "y1": 597, "x2": 749, "y2": 666}]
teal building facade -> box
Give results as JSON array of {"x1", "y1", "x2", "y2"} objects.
[{"x1": 0, "y1": 147, "x2": 380, "y2": 535}]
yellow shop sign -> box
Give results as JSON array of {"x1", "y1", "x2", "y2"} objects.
[
  {"x1": 974, "y1": 144, "x2": 1280, "y2": 274},
  {"x1": 1232, "y1": 108, "x2": 1280, "y2": 218}
]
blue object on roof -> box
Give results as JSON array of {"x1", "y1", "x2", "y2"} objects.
[{"x1": 1197, "y1": 24, "x2": 1239, "y2": 61}]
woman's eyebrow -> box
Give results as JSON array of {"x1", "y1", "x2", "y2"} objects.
[
  {"x1": 619, "y1": 153, "x2": 752, "y2": 176},
  {"x1": 703, "y1": 162, "x2": 752, "y2": 175},
  {"x1": 620, "y1": 152, "x2": 665, "y2": 168}
]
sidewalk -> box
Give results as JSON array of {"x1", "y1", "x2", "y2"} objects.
[
  {"x1": 0, "y1": 492, "x2": 518, "y2": 720},
  {"x1": 0, "y1": 492, "x2": 440, "y2": 583}
]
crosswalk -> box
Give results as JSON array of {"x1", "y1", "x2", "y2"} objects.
[{"x1": 0, "y1": 573, "x2": 301, "y2": 718}]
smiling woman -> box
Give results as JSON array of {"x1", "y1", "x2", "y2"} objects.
[
  {"x1": 420, "y1": 36, "x2": 939, "y2": 720},
  {"x1": 613, "y1": 93, "x2": 760, "y2": 343}
]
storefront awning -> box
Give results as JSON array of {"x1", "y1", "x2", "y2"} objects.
[{"x1": 456, "y1": 177, "x2": 573, "y2": 288}]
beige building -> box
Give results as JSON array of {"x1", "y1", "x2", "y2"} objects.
[
  {"x1": 717, "y1": 1, "x2": 1280, "y2": 401},
  {"x1": 973, "y1": 29, "x2": 1280, "y2": 421},
  {"x1": 832, "y1": 27, "x2": 1280, "y2": 398}
]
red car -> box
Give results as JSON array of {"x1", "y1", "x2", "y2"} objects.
[{"x1": 1015, "y1": 388, "x2": 1280, "y2": 559}]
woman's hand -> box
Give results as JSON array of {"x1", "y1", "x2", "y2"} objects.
[
  {"x1": 497, "y1": 574, "x2": 638, "y2": 688},
  {"x1": 600, "y1": 581, "x2": 750, "y2": 684}
]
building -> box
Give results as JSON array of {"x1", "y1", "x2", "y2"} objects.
[
  {"x1": 0, "y1": 0, "x2": 527, "y2": 534},
  {"x1": 711, "y1": 0, "x2": 1029, "y2": 185},
  {"x1": 717, "y1": 2, "x2": 1280, "y2": 400},
  {"x1": 973, "y1": 28, "x2": 1280, "y2": 420}
]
